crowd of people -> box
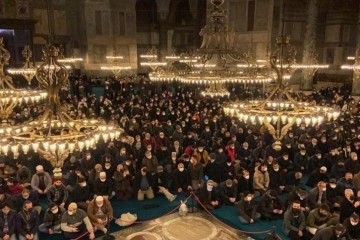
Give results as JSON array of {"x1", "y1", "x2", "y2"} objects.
[{"x1": 0, "y1": 73, "x2": 358, "y2": 240}]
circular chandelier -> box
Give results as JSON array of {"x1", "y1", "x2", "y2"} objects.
[
  {"x1": 142, "y1": 0, "x2": 273, "y2": 98},
  {"x1": 0, "y1": 44, "x2": 123, "y2": 167},
  {"x1": 0, "y1": 38, "x2": 48, "y2": 121},
  {"x1": 224, "y1": 35, "x2": 339, "y2": 151}
]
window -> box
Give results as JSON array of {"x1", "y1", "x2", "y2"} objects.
[
  {"x1": 93, "y1": 44, "x2": 106, "y2": 63},
  {"x1": 95, "y1": 11, "x2": 102, "y2": 35},
  {"x1": 119, "y1": 12, "x2": 125, "y2": 36},
  {"x1": 247, "y1": 0, "x2": 255, "y2": 31}
]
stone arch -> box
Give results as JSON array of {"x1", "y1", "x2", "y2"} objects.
[
  {"x1": 167, "y1": 0, "x2": 193, "y2": 26},
  {"x1": 135, "y1": 0, "x2": 158, "y2": 29}
]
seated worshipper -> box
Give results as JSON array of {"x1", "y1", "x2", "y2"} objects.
[
  {"x1": 88, "y1": 164, "x2": 103, "y2": 190},
  {"x1": 326, "y1": 178, "x2": 342, "y2": 212},
  {"x1": 71, "y1": 177, "x2": 93, "y2": 210},
  {"x1": 172, "y1": 163, "x2": 193, "y2": 195},
  {"x1": 192, "y1": 142, "x2": 209, "y2": 166},
  {"x1": 38, "y1": 203, "x2": 65, "y2": 235},
  {"x1": 293, "y1": 147, "x2": 309, "y2": 173},
  {"x1": 268, "y1": 162, "x2": 286, "y2": 193},
  {"x1": 15, "y1": 188, "x2": 41, "y2": 214},
  {"x1": 47, "y1": 176, "x2": 69, "y2": 208},
  {"x1": 237, "y1": 169, "x2": 259, "y2": 199},
  {"x1": 113, "y1": 164, "x2": 132, "y2": 201},
  {"x1": 308, "y1": 181, "x2": 329, "y2": 209},
  {"x1": 17, "y1": 200, "x2": 39, "y2": 240},
  {"x1": 285, "y1": 171, "x2": 303, "y2": 192},
  {"x1": 197, "y1": 180, "x2": 220, "y2": 210},
  {"x1": 188, "y1": 156, "x2": 204, "y2": 191},
  {"x1": 253, "y1": 163, "x2": 270, "y2": 195},
  {"x1": 152, "y1": 166, "x2": 177, "y2": 202},
  {"x1": 30, "y1": 165, "x2": 52, "y2": 196},
  {"x1": 237, "y1": 191, "x2": 261, "y2": 224},
  {"x1": 337, "y1": 172, "x2": 357, "y2": 194},
  {"x1": 306, "y1": 203, "x2": 339, "y2": 235},
  {"x1": 0, "y1": 202, "x2": 17, "y2": 240},
  {"x1": 312, "y1": 223, "x2": 348, "y2": 240},
  {"x1": 286, "y1": 187, "x2": 310, "y2": 213},
  {"x1": 258, "y1": 190, "x2": 284, "y2": 220},
  {"x1": 307, "y1": 149, "x2": 324, "y2": 171},
  {"x1": 93, "y1": 171, "x2": 114, "y2": 199},
  {"x1": 204, "y1": 153, "x2": 224, "y2": 184},
  {"x1": 306, "y1": 166, "x2": 329, "y2": 188},
  {"x1": 343, "y1": 213, "x2": 360, "y2": 240},
  {"x1": 330, "y1": 158, "x2": 346, "y2": 180},
  {"x1": 61, "y1": 202, "x2": 95, "y2": 240},
  {"x1": 87, "y1": 196, "x2": 113, "y2": 234},
  {"x1": 6, "y1": 178, "x2": 23, "y2": 195},
  {"x1": 340, "y1": 189, "x2": 360, "y2": 223},
  {"x1": 133, "y1": 165, "x2": 154, "y2": 201},
  {"x1": 223, "y1": 158, "x2": 237, "y2": 181},
  {"x1": 141, "y1": 150, "x2": 158, "y2": 175},
  {"x1": 345, "y1": 152, "x2": 360, "y2": 175},
  {"x1": 219, "y1": 179, "x2": 237, "y2": 205},
  {"x1": 283, "y1": 200, "x2": 306, "y2": 240},
  {"x1": 277, "y1": 151, "x2": 293, "y2": 173},
  {"x1": 15, "y1": 160, "x2": 31, "y2": 188}
]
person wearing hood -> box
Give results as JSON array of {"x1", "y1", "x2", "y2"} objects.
[{"x1": 253, "y1": 163, "x2": 269, "y2": 195}]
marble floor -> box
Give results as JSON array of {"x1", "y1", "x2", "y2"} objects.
[{"x1": 97, "y1": 211, "x2": 253, "y2": 240}]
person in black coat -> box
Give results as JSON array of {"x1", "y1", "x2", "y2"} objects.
[
  {"x1": 16, "y1": 200, "x2": 39, "y2": 240},
  {"x1": 326, "y1": 178, "x2": 342, "y2": 212},
  {"x1": 0, "y1": 202, "x2": 16, "y2": 240},
  {"x1": 152, "y1": 166, "x2": 177, "y2": 201},
  {"x1": 71, "y1": 177, "x2": 93, "y2": 210},
  {"x1": 306, "y1": 166, "x2": 329, "y2": 188},
  {"x1": 237, "y1": 169, "x2": 258, "y2": 199},
  {"x1": 268, "y1": 162, "x2": 286, "y2": 193},
  {"x1": 219, "y1": 179, "x2": 237, "y2": 205},
  {"x1": 204, "y1": 157, "x2": 224, "y2": 184},
  {"x1": 171, "y1": 163, "x2": 192, "y2": 195},
  {"x1": 285, "y1": 187, "x2": 310, "y2": 213},
  {"x1": 237, "y1": 191, "x2": 261, "y2": 224},
  {"x1": 343, "y1": 213, "x2": 360, "y2": 240},
  {"x1": 197, "y1": 180, "x2": 220, "y2": 210},
  {"x1": 258, "y1": 190, "x2": 284, "y2": 220},
  {"x1": 339, "y1": 189, "x2": 360, "y2": 223},
  {"x1": 93, "y1": 171, "x2": 114, "y2": 199}
]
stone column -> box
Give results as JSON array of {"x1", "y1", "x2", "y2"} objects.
[
  {"x1": 300, "y1": 0, "x2": 318, "y2": 90},
  {"x1": 351, "y1": 2, "x2": 360, "y2": 96}
]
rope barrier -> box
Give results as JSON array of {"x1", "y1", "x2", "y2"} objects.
[{"x1": 192, "y1": 193, "x2": 274, "y2": 235}]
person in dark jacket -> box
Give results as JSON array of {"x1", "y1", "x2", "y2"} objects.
[
  {"x1": 0, "y1": 202, "x2": 16, "y2": 240},
  {"x1": 152, "y1": 166, "x2": 177, "y2": 201},
  {"x1": 93, "y1": 171, "x2": 114, "y2": 199},
  {"x1": 197, "y1": 180, "x2": 220, "y2": 210},
  {"x1": 343, "y1": 213, "x2": 360, "y2": 240},
  {"x1": 237, "y1": 191, "x2": 260, "y2": 224},
  {"x1": 283, "y1": 200, "x2": 306, "y2": 240},
  {"x1": 306, "y1": 166, "x2": 329, "y2": 188},
  {"x1": 286, "y1": 187, "x2": 310, "y2": 213},
  {"x1": 312, "y1": 223, "x2": 349, "y2": 240},
  {"x1": 237, "y1": 169, "x2": 258, "y2": 199},
  {"x1": 172, "y1": 163, "x2": 192, "y2": 195},
  {"x1": 268, "y1": 162, "x2": 286, "y2": 193},
  {"x1": 258, "y1": 190, "x2": 284, "y2": 220},
  {"x1": 326, "y1": 178, "x2": 342, "y2": 212},
  {"x1": 204, "y1": 155, "x2": 223, "y2": 184},
  {"x1": 219, "y1": 179, "x2": 237, "y2": 205},
  {"x1": 308, "y1": 181, "x2": 329, "y2": 209},
  {"x1": 340, "y1": 189, "x2": 360, "y2": 223},
  {"x1": 133, "y1": 166, "x2": 154, "y2": 201},
  {"x1": 17, "y1": 200, "x2": 39, "y2": 240},
  {"x1": 71, "y1": 177, "x2": 93, "y2": 210},
  {"x1": 47, "y1": 178, "x2": 69, "y2": 208},
  {"x1": 38, "y1": 203, "x2": 65, "y2": 234}
]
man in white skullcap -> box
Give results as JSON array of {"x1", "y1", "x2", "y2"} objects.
[
  {"x1": 87, "y1": 196, "x2": 113, "y2": 234},
  {"x1": 30, "y1": 165, "x2": 52, "y2": 196}
]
